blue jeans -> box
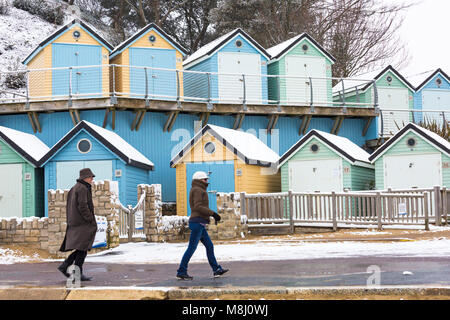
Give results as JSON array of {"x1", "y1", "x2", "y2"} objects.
[{"x1": 177, "y1": 222, "x2": 221, "y2": 275}]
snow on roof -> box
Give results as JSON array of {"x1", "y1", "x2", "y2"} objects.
[
  {"x1": 332, "y1": 68, "x2": 382, "y2": 95},
  {"x1": 82, "y1": 121, "x2": 154, "y2": 168},
  {"x1": 409, "y1": 123, "x2": 450, "y2": 151},
  {"x1": 171, "y1": 124, "x2": 279, "y2": 166},
  {"x1": 183, "y1": 29, "x2": 239, "y2": 67},
  {"x1": 407, "y1": 70, "x2": 436, "y2": 89},
  {"x1": 0, "y1": 126, "x2": 49, "y2": 164},
  {"x1": 279, "y1": 129, "x2": 371, "y2": 168},
  {"x1": 266, "y1": 34, "x2": 303, "y2": 58}
]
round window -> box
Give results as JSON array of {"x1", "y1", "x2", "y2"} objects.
[
  {"x1": 235, "y1": 40, "x2": 243, "y2": 48},
  {"x1": 77, "y1": 139, "x2": 92, "y2": 154},
  {"x1": 72, "y1": 30, "x2": 81, "y2": 39},
  {"x1": 149, "y1": 35, "x2": 156, "y2": 43},
  {"x1": 310, "y1": 144, "x2": 319, "y2": 152},
  {"x1": 302, "y1": 44, "x2": 309, "y2": 51},
  {"x1": 204, "y1": 142, "x2": 216, "y2": 154},
  {"x1": 386, "y1": 76, "x2": 393, "y2": 83},
  {"x1": 436, "y1": 78, "x2": 442, "y2": 86},
  {"x1": 407, "y1": 138, "x2": 416, "y2": 147}
]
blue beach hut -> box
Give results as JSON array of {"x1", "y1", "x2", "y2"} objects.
[
  {"x1": 39, "y1": 120, "x2": 154, "y2": 216},
  {"x1": 183, "y1": 28, "x2": 271, "y2": 104}
]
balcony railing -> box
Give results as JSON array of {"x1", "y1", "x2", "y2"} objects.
[{"x1": 0, "y1": 64, "x2": 379, "y2": 110}]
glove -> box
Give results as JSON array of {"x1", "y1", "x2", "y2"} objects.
[{"x1": 212, "y1": 212, "x2": 221, "y2": 224}]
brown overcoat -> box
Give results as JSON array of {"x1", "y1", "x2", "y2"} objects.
[
  {"x1": 59, "y1": 179, "x2": 97, "y2": 252},
  {"x1": 189, "y1": 179, "x2": 214, "y2": 223}
]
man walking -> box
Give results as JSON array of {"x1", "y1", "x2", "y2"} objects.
[
  {"x1": 57, "y1": 168, "x2": 97, "y2": 281},
  {"x1": 176, "y1": 171, "x2": 228, "y2": 280}
]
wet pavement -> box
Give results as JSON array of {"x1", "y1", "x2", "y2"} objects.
[{"x1": 1, "y1": 256, "x2": 450, "y2": 288}]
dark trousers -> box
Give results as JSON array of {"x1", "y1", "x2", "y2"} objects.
[
  {"x1": 177, "y1": 222, "x2": 221, "y2": 275},
  {"x1": 65, "y1": 250, "x2": 87, "y2": 272}
]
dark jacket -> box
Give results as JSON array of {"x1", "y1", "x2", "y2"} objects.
[
  {"x1": 59, "y1": 179, "x2": 97, "y2": 252},
  {"x1": 189, "y1": 179, "x2": 214, "y2": 224}
]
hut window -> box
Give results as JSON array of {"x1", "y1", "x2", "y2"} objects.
[
  {"x1": 436, "y1": 78, "x2": 442, "y2": 86},
  {"x1": 149, "y1": 35, "x2": 156, "y2": 43},
  {"x1": 77, "y1": 139, "x2": 92, "y2": 154},
  {"x1": 407, "y1": 138, "x2": 416, "y2": 148},
  {"x1": 204, "y1": 142, "x2": 216, "y2": 154},
  {"x1": 72, "y1": 30, "x2": 81, "y2": 40},
  {"x1": 302, "y1": 44, "x2": 309, "y2": 51},
  {"x1": 310, "y1": 144, "x2": 319, "y2": 153},
  {"x1": 235, "y1": 40, "x2": 243, "y2": 48},
  {"x1": 386, "y1": 76, "x2": 393, "y2": 83}
]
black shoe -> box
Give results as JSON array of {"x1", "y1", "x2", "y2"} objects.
[
  {"x1": 213, "y1": 268, "x2": 229, "y2": 278},
  {"x1": 57, "y1": 262, "x2": 70, "y2": 278},
  {"x1": 176, "y1": 273, "x2": 193, "y2": 281},
  {"x1": 80, "y1": 274, "x2": 93, "y2": 281}
]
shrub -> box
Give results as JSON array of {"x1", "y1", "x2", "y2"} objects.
[{"x1": 13, "y1": 0, "x2": 65, "y2": 25}]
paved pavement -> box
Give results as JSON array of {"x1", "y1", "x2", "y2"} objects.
[{"x1": 1, "y1": 256, "x2": 450, "y2": 288}]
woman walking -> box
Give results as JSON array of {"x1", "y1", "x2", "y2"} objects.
[{"x1": 176, "y1": 171, "x2": 228, "y2": 280}]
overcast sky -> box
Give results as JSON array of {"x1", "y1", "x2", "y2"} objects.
[{"x1": 399, "y1": 0, "x2": 450, "y2": 78}]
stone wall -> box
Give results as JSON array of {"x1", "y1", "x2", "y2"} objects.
[
  {"x1": 0, "y1": 180, "x2": 121, "y2": 257},
  {"x1": 141, "y1": 189, "x2": 248, "y2": 242}
]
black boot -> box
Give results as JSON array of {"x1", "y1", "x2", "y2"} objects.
[
  {"x1": 79, "y1": 266, "x2": 93, "y2": 281},
  {"x1": 57, "y1": 261, "x2": 70, "y2": 278}
]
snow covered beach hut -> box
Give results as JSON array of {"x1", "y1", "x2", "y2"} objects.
[
  {"x1": 170, "y1": 124, "x2": 280, "y2": 216},
  {"x1": 39, "y1": 120, "x2": 154, "y2": 216},
  {"x1": 109, "y1": 23, "x2": 188, "y2": 99},
  {"x1": 369, "y1": 122, "x2": 450, "y2": 190},
  {"x1": 333, "y1": 65, "x2": 415, "y2": 138},
  {"x1": 182, "y1": 29, "x2": 271, "y2": 104},
  {"x1": 0, "y1": 126, "x2": 49, "y2": 218},
  {"x1": 22, "y1": 19, "x2": 113, "y2": 99},
  {"x1": 410, "y1": 68, "x2": 450, "y2": 125},
  {"x1": 267, "y1": 33, "x2": 336, "y2": 106},
  {"x1": 278, "y1": 129, "x2": 374, "y2": 193}
]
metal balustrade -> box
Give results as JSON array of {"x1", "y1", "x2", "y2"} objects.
[{"x1": 0, "y1": 64, "x2": 379, "y2": 109}]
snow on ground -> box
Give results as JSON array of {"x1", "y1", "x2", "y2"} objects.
[
  {"x1": 0, "y1": 248, "x2": 39, "y2": 264},
  {"x1": 80, "y1": 237, "x2": 450, "y2": 265}
]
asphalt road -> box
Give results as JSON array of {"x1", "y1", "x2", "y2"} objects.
[{"x1": 1, "y1": 256, "x2": 450, "y2": 288}]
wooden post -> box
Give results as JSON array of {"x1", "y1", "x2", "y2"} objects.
[
  {"x1": 240, "y1": 192, "x2": 246, "y2": 217},
  {"x1": 434, "y1": 186, "x2": 441, "y2": 226},
  {"x1": 127, "y1": 205, "x2": 133, "y2": 242},
  {"x1": 376, "y1": 192, "x2": 382, "y2": 231},
  {"x1": 424, "y1": 192, "x2": 430, "y2": 231},
  {"x1": 443, "y1": 187, "x2": 448, "y2": 225},
  {"x1": 288, "y1": 190, "x2": 294, "y2": 234},
  {"x1": 332, "y1": 191, "x2": 337, "y2": 231}
]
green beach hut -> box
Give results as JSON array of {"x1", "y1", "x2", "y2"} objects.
[{"x1": 0, "y1": 126, "x2": 50, "y2": 218}]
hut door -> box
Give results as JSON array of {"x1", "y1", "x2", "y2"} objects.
[
  {"x1": 52, "y1": 44, "x2": 102, "y2": 97},
  {"x1": 130, "y1": 48, "x2": 176, "y2": 99},
  {"x1": 0, "y1": 164, "x2": 22, "y2": 218},
  {"x1": 422, "y1": 90, "x2": 450, "y2": 125},
  {"x1": 185, "y1": 161, "x2": 235, "y2": 216},
  {"x1": 377, "y1": 88, "x2": 410, "y2": 136},
  {"x1": 384, "y1": 153, "x2": 441, "y2": 189},
  {"x1": 286, "y1": 56, "x2": 327, "y2": 105},
  {"x1": 218, "y1": 52, "x2": 262, "y2": 103},
  {"x1": 289, "y1": 159, "x2": 342, "y2": 192},
  {"x1": 56, "y1": 160, "x2": 113, "y2": 190}
]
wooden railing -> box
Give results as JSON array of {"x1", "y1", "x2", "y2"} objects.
[
  {"x1": 117, "y1": 190, "x2": 146, "y2": 242},
  {"x1": 241, "y1": 189, "x2": 432, "y2": 231}
]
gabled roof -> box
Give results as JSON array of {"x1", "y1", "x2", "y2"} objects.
[
  {"x1": 267, "y1": 33, "x2": 336, "y2": 64},
  {"x1": 183, "y1": 28, "x2": 271, "y2": 68},
  {"x1": 278, "y1": 129, "x2": 372, "y2": 169},
  {"x1": 39, "y1": 121, "x2": 154, "y2": 170},
  {"x1": 332, "y1": 65, "x2": 415, "y2": 96},
  {"x1": 369, "y1": 122, "x2": 450, "y2": 162},
  {"x1": 110, "y1": 23, "x2": 188, "y2": 59},
  {"x1": 170, "y1": 124, "x2": 279, "y2": 167},
  {"x1": 413, "y1": 68, "x2": 450, "y2": 92},
  {"x1": 23, "y1": 19, "x2": 114, "y2": 65},
  {"x1": 0, "y1": 126, "x2": 50, "y2": 167}
]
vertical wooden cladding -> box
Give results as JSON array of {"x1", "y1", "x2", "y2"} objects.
[
  {"x1": 24, "y1": 20, "x2": 112, "y2": 99},
  {"x1": 110, "y1": 26, "x2": 186, "y2": 98}
]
